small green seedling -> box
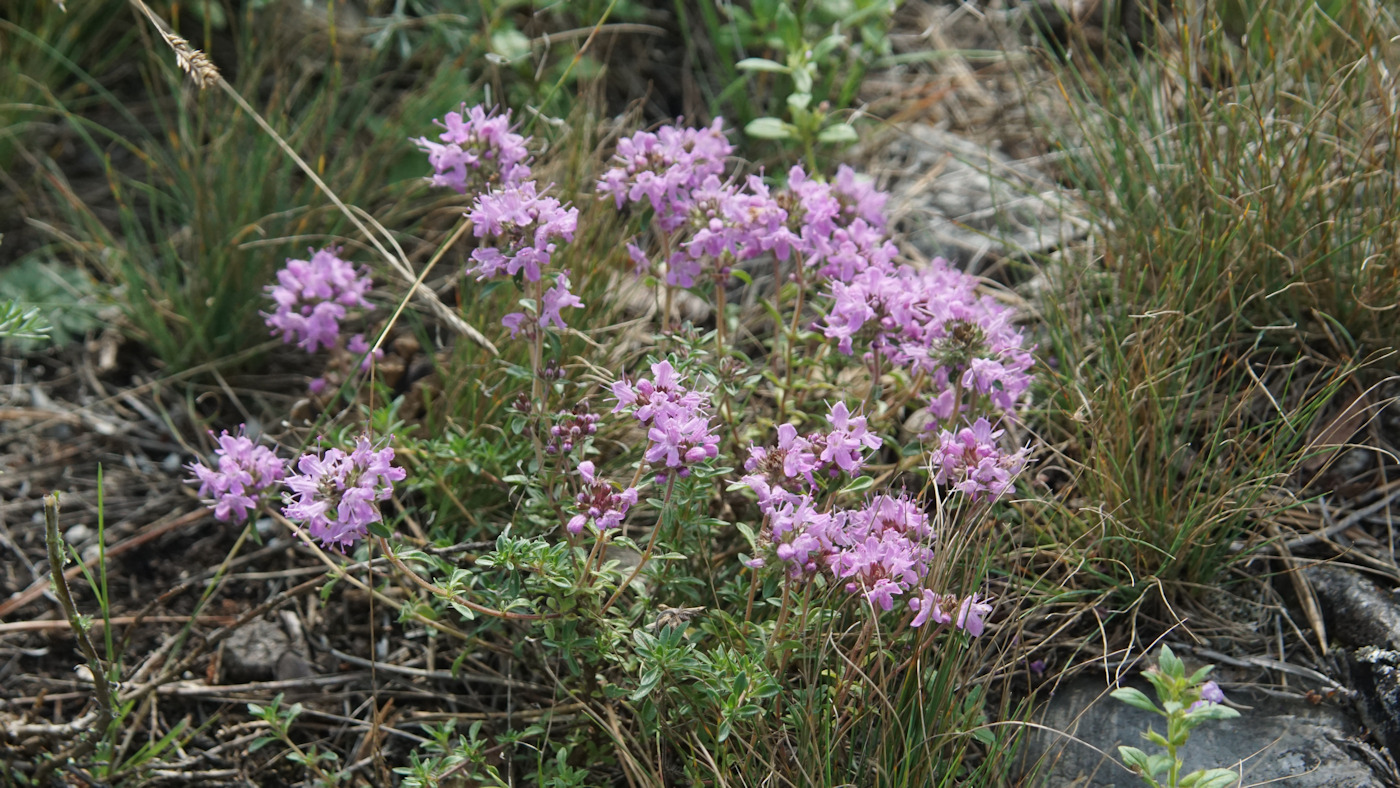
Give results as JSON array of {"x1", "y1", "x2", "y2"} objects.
[{"x1": 1111, "y1": 646, "x2": 1240, "y2": 788}]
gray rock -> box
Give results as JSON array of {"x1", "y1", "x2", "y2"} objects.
[
  {"x1": 877, "y1": 125, "x2": 1088, "y2": 265},
  {"x1": 1352, "y1": 647, "x2": 1400, "y2": 761},
  {"x1": 1018, "y1": 676, "x2": 1382, "y2": 787},
  {"x1": 222, "y1": 618, "x2": 293, "y2": 683},
  {"x1": 1305, "y1": 565, "x2": 1400, "y2": 651}
]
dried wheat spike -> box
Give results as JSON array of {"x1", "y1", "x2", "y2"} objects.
[{"x1": 160, "y1": 29, "x2": 220, "y2": 89}]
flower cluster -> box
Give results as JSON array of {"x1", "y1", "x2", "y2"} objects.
[
  {"x1": 599, "y1": 118, "x2": 898, "y2": 288},
  {"x1": 821, "y1": 260, "x2": 1034, "y2": 420},
  {"x1": 416, "y1": 103, "x2": 585, "y2": 338},
  {"x1": 546, "y1": 402, "x2": 600, "y2": 456},
  {"x1": 736, "y1": 403, "x2": 989, "y2": 633},
  {"x1": 264, "y1": 247, "x2": 375, "y2": 354},
  {"x1": 909, "y1": 590, "x2": 993, "y2": 635},
  {"x1": 467, "y1": 182, "x2": 579, "y2": 283},
  {"x1": 282, "y1": 437, "x2": 407, "y2": 551},
  {"x1": 741, "y1": 401, "x2": 882, "y2": 504},
  {"x1": 566, "y1": 461, "x2": 639, "y2": 535},
  {"x1": 414, "y1": 104, "x2": 531, "y2": 194},
  {"x1": 598, "y1": 120, "x2": 1033, "y2": 424},
  {"x1": 828, "y1": 495, "x2": 936, "y2": 612},
  {"x1": 598, "y1": 118, "x2": 732, "y2": 232},
  {"x1": 187, "y1": 428, "x2": 287, "y2": 524},
  {"x1": 187, "y1": 428, "x2": 405, "y2": 552},
  {"x1": 742, "y1": 481, "x2": 992, "y2": 634},
  {"x1": 929, "y1": 418, "x2": 1030, "y2": 502},
  {"x1": 611, "y1": 360, "x2": 720, "y2": 480}
]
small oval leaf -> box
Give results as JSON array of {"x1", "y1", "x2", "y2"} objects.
[
  {"x1": 745, "y1": 117, "x2": 793, "y2": 140},
  {"x1": 817, "y1": 123, "x2": 859, "y2": 144},
  {"x1": 736, "y1": 57, "x2": 791, "y2": 73}
]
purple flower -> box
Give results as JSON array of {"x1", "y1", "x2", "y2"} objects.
[
  {"x1": 468, "y1": 181, "x2": 579, "y2": 283},
  {"x1": 610, "y1": 360, "x2": 705, "y2": 425},
  {"x1": 612, "y1": 359, "x2": 719, "y2": 478},
  {"x1": 264, "y1": 247, "x2": 373, "y2": 353},
  {"x1": 910, "y1": 589, "x2": 955, "y2": 628},
  {"x1": 346, "y1": 334, "x2": 385, "y2": 371},
  {"x1": 833, "y1": 164, "x2": 888, "y2": 228},
  {"x1": 821, "y1": 402, "x2": 882, "y2": 474},
  {"x1": 929, "y1": 418, "x2": 1030, "y2": 502},
  {"x1": 601, "y1": 139, "x2": 905, "y2": 296},
  {"x1": 742, "y1": 424, "x2": 820, "y2": 496},
  {"x1": 597, "y1": 118, "x2": 732, "y2": 231},
  {"x1": 187, "y1": 427, "x2": 287, "y2": 524},
  {"x1": 827, "y1": 496, "x2": 935, "y2": 599},
  {"x1": 739, "y1": 400, "x2": 877, "y2": 503},
  {"x1": 539, "y1": 272, "x2": 584, "y2": 332},
  {"x1": 414, "y1": 104, "x2": 531, "y2": 194},
  {"x1": 1189, "y1": 681, "x2": 1226, "y2": 712},
  {"x1": 501, "y1": 312, "x2": 528, "y2": 337},
  {"x1": 956, "y1": 593, "x2": 993, "y2": 636},
  {"x1": 566, "y1": 460, "x2": 639, "y2": 535},
  {"x1": 1199, "y1": 681, "x2": 1225, "y2": 704},
  {"x1": 818, "y1": 259, "x2": 1035, "y2": 417},
  {"x1": 282, "y1": 436, "x2": 406, "y2": 551},
  {"x1": 645, "y1": 411, "x2": 720, "y2": 474}
]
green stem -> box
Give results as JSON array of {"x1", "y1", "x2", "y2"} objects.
[
  {"x1": 529, "y1": 276, "x2": 547, "y2": 471},
  {"x1": 601, "y1": 473, "x2": 676, "y2": 614},
  {"x1": 43, "y1": 493, "x2": 115, "y2": 769}
]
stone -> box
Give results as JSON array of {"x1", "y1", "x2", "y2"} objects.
[
  {"x1": 1350, "y1": 647, "x2": 1400, "y2": 760},
  {"x1": 877, "y1": 125, "x2": 1089, "y2": 265},
  {"x1": 1017, "y1": 675, "x2": 1383, "y2": 787},
  {"x1": 1304, "y1": 565, "x2": 1400, "y2": 651},
  {"x1": 221, "y1": 618, "x2": 290, "y2": 684}
]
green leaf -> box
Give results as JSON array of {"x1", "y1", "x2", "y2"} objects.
[
  {"x1": 787, "y1": 91, "x2": 813, "y2": 112},
  {"x1": 746, "y1": 117, "x2": 793, "y2": 140},
  {"x1": 735, "y1": 521, "x2": 759, "y2": 550},
  {"x1": 817, "y1": 123, "x2": 859, "y2": 144},
  {"x1": 1159, "y1": 645, "x2": 1185, "y2": 679},
  {"x1": 1186, "y1": 704, "x2": 1241, "y2": 722},
  {"x1": 775, "y1": 4, "x2": 802, "y2": 51},
  {"x1": 1118, "y1": 745, "x2": 1150, "y2": 773},
  {"x1": 1188, "y1": 665, "x2": 1215, "y2": 684},
  {"x1": 0, "y1": 300, "x2": 52, "y2": 342},
  {"x1": 792, "y1": 65, "x2": 814, "y2": 95},
  {"x1": 812, "y1": 33, "x2": 845, "y2": 60},
  {"x1": 1182, "y1": 768, "x2": 1241, "y2": 788},
  {"x1": 1110, "y1": 687, "x2": 1160, "y2": 713},
  {"x1": 838, "y1": 475, "x2": 876, "y2": 495},
  {"x1": 1143, "y1": 669, "x2": 1173, "y2": 701},
  {"x1": 736, "y1": 57, "x2": 791, "y2": 73},
  {"x1": 1145, "y1": 754, "x2": 1175, "y2": 779},
  {"x1": 490, "y1": 28, "x2": 531, "y2": 62},
  {"x1": 630, "y1": 668, "x2": 661, "y2": 701}
]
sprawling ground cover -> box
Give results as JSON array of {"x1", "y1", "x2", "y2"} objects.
[{"x1": 1, "y1": 1, "x2": 1397, "y2": 785}]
